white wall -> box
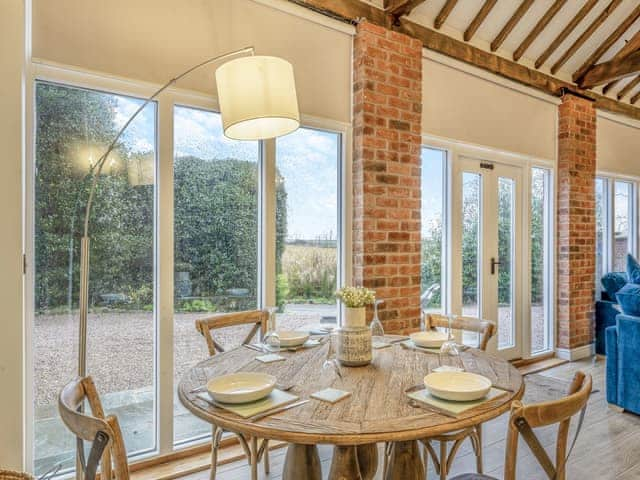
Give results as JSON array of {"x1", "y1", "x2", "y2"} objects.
[
  {"x1": 422, "y1": 54, "x2": 557, "y2": 161},
  {"x1": 597, "y1": 114, "x2": 640, "y2": 177},
  {"x1": 0, "y1": 0, "x2": 25, "y2": 469},
  {"x1": 32, "y1": 0, "x2": 353, "y2": 123}
]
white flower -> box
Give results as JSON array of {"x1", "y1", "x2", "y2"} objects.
[{"x1": 336, "y1": 286, "x2": 376, "y2": 308}]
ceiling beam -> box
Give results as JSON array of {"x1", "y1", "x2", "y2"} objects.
[
  {"x1": 464, "y1": 0, "x2": 497, "y2": 42},
  {"x1": 534, "y1": 0, "x2": 598, "y2": 69},
  {"x1": 384, "y1": 0, "x2": 426, "y2": 18},
  {"x1": 491, "y1": 0, "x2": 535, "y2": 52},
  {"x1": 434, "y1": 0, "x2": 458, "y2": 29},
  {"x1": 573, "y1": 4, "x2": 640, "y2": 83},
  {"x1": 551, "y1": 0, "x2": 622, "y2": 75},
  {"x1": 513, "y1": 0, "x2": 567, "y2": 62},
  {"x1": 580, "y1": 49, "x2": 640, "y2": 88},
  {"x1": 631, "y1": 90, "x2": 640, "y2": 105},
  {"x1": 617, "y1": 76, "x2": 640, "y2": 100},
  {"x1": 285, "y1": 0, "x2": 640, "y2": 121},
  {"x1": 600, "y1": 30, "x2": 640, "y2": 95}
]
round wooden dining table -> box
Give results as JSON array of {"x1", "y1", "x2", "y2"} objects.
[{"x1": 178, "y1": 340, "x2": 523, "y2": 480}]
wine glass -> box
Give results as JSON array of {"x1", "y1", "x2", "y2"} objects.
[
  {"x1": 263, "y1": 306, "x2": 280, "y2": 353},
  {"x1": 439, "y1": 313, "x2": 460, "y2": 357},
  {"x1": 322, "y1": 332, "x2": 343, "y2": 381},
  {"x1": 370, "y1": 299, "x2": 385, "y2": 342}
]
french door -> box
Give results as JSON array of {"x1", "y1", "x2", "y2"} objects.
[{"x1": 452, "y1": 157, "x2": 523, "y2": 360}]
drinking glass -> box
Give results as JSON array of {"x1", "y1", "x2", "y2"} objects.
[
  {"x1": 322, "y1": 332, "x2": 343, "y2": 381},
  {"x1": 263, "y1": 306, "x2": 280, "y2": 352},
  {"x1": 439, "y1": 313, "x2": 460, "y2": 357},
  {"x1": 370, "y1": 299, "x2": 385, "y2": 342}
]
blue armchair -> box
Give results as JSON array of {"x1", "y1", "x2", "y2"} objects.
[{"x1": 606, "y1": 314, "x2": 640, "y2": 414}]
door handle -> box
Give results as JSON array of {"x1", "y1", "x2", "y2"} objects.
[{"x1": 491, "y1": 257, "x2": 501, "y2": 275}]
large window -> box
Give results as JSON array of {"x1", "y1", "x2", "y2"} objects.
[
  {"x1": 275, "y1": 127, "x2": 341, "y2": 329},
  {"x1": 30, "y1": 79, "x2": 346, "y2": 472},
  {"x1": 33, "y1": 81, "x2": 157, "y2": 476},
  {"x1": 421, "y1": 147, "x2": 447, "y2": 314},
  {"x1": 596, "y1": 176, "x2": 638, "y2": 282},
  {"x1": 530, "y1": 167, "x2": 552, "y2": 354}
]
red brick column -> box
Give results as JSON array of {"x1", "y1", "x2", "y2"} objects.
[
  {"x1": 557, "y1": 92, "x2": 596, "y2": 357},
  {"x1": 352, "y1": 21, "x2": 423, "y2": 333}
]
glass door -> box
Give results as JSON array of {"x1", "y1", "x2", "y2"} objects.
[{"x1": 453, "y1": 157, "x2": 523, "y2": 360}]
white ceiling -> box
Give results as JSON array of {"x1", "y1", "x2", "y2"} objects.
[{"x1": 406, "y1": 0, "x2": 640, "y2": 102}]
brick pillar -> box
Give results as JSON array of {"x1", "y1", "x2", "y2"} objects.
[
  {"x1": 557, "y1": 92, "x2": 596, "y2": 356},
  {"x1": 352, "y1": 21, "x2": 423, "y2": 333}
]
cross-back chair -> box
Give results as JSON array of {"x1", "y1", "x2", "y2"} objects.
[
  {"x1": 452, "y1": 371, "x2": 592, "y2": 480},
  {"x1": 58, "y1": 376, "x2": 129, "y2": 480},
  {"x1": 195, "y1": 309, "x2": 270, "y2": 480},
  {"x1": 412, "y1": 313, "x2": 496, "y2": 479}
]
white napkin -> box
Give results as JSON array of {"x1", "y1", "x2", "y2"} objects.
[{"x1": 255, "y1": 353, "x2": 286, "y2": 363}]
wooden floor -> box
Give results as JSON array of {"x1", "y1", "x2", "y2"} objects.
[{"x1": 176, "y1": 357, "x2": 640, "y2": 479}]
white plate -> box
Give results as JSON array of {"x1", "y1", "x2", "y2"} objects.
[
  {"x1": 278, "y1": 331, "x2": 310, "y2": 347},
  {"x1": 423, "y1": 371, "x2": 492, "y2": 402},
  {"x1": 410, "y1": 331, "x2": 449, "y2": 348},
  {"x1": 207, "y1": 372, "x2": 276, "y2": 404}
]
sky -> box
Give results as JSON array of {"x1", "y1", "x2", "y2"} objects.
[{"x1": 115, "y1": 97, "x2": 443, "y2": 241}]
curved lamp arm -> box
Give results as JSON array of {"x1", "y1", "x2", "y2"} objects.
[{"x1": 78, "y1": 46, "x2": 254, "y2": 377}]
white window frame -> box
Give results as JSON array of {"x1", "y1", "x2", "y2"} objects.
[
  {"x1": 24, "y1": 60, "x2": 352, "y2": 470},
  {"x1": 421, "y1": 133, "x2": 556, "y2": 359}
]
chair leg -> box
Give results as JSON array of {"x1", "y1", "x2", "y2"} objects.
[
  {"x1": 439, "y1": 441, "x2": 447, "y2": 480},
  {"x1": 210, "y1": 426, "x2": 223, "y2": 480},
  {"x1": 383, "y1": 441, "x2": 392, "y2": 478},
  {"x1": 250, "y1": 436, "x2": 258, "y2": 480},
  {"x1": 263, "y1": 439, "x2": 270, "y2": 474},
  {"x1": 422, "y1": 441, "x2": 429, "y2": 480},
  {"x1": 474, "y1": 424, "x2": 483, "y2": 474}
]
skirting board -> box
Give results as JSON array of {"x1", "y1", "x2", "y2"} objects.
[{"x1": 556, "y1": 343, "x2": 595, "y2": 361}]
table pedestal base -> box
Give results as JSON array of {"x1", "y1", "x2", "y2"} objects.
[
  {"x1": 385, "y1": 440, "x2": 425, "y2": 480},
  {"x1": 282, "y1": 444, "x2": 321, "y2": 480}
]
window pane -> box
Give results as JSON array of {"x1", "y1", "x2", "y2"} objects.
[
  {"x1": 33, "y1": 82, "x2": 157, "y2": 475},
  {"x1": 595, "y1": 178, "x2": 605, "y2": 294},
  {"x1": 614, "y1": 181, "x2": 632, "y2": 272},
  {"x1": 461, "y1": 172, "x2": 481, "y2": 346},
  {"x1": 531, "y1": 168, "x2": 551, "y2": 353},
  {"x1": 275, "y1": 127, "x2": 339, "y2": 330},
  {"x1": 497, "y1": 177, "x2": 515, "y2": 349},
  {"x1": 421, "y1": 148, "x2": 445, "y2": 313},
  {"x1": 172, "y1": 106, "x2": 260, "y2": 444}
]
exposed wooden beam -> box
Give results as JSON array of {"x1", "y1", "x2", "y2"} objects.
[
  {"x1": 287, "y1": 0, "x2": 389, "y2": 26},
  {"x1": 286, "y1": 0, "x2": 640, "y2": 121},
  {"x1": 580, "y1": 49, "x2": 640, "y2": 88},
  {"x1": 551, "y1": 0, "x2": 623, "y2": 75},
  {"x1": 631, "y1": 90, "x2": 640, "y2": 105},
  {"x1": 617, "y1": 76, "x2": 640, "y2": 100},
  {"x1": 491, "y1": 0, "x2": 535, "y2": 52},
  {"x1": 513, "y1": 0, "x2": 567, "y2": 62},
  {"x1": 573, "y1": 4, "x2": 640, "y2": 83},
  {"x1": 434, "y1": 0, "x2": 458, "y2": 29},
  {"x1": 464, "y1": 0, "x2": 497, "y2": 42},
  {"x1": 600, "y1": 30, "x2": 640, "y2": 95},
  {"x1": 384, "y1": 0, "x2": 426, "y2": 18},
  {"x1": 534, "y1": 0, "x2": 598, "y2": 69}
]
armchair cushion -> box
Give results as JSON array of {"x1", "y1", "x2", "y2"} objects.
[
  {"x1": 607, "y1": 314, "x2": 640, "y2": 415},
  {"x1": 627, "y1": 254, "x2": 640, "y2": 284},
  {"x1": 616, "y1": 284, "x2": 640, "y2": 316},
  {"x1": 601, "y1": 271, "x2": 628, "y2": 300}
]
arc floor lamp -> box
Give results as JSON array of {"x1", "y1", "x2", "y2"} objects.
[{"x1": 77, "y1": 47, "x2": 300, "y2": 377}]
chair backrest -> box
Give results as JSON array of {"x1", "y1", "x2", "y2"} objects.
[
  {"x1": 424, "y1": 313, "x2": 496, "y2": 351},
  {"x1": 195, "y1": 309, "x2": 269, "y2": 356},
  {"x1": 58, "y1": 376, "x2": 129, "y2": 480},
  {"x1": 503, "y1": 371, "x2": 592, "y2": 480}
]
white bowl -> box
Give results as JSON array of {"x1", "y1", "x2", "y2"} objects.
[
  {"x1": 207, "y1": 372, "x2": 276, "y2": 404},
  {"x1": 278, "y1": 330, "x2": 310, "y2": 347},
  {"x1": 410, "y1": 331, "x2": 449, "y2": 348},
  {"x1": 424, "y1": 371, "x2": 492, "y2": 402}
]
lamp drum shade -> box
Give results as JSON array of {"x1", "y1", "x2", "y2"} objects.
[{"x1": 216, "y1": 55, "x2": 300, "y2": 140}]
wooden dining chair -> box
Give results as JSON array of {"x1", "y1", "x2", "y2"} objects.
[
  {"x1": 195, "y1": 309, "x2": 270, "y2": 480},
  {"x1": 451, "y1": 371, "x2": 592, "y2": 480},
  {"x1": 58, "y1": 376, "x2": 129, "y2": 480},
  {"x1": 415, "y1": 313, "x2": 495, "y2": 479}
]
